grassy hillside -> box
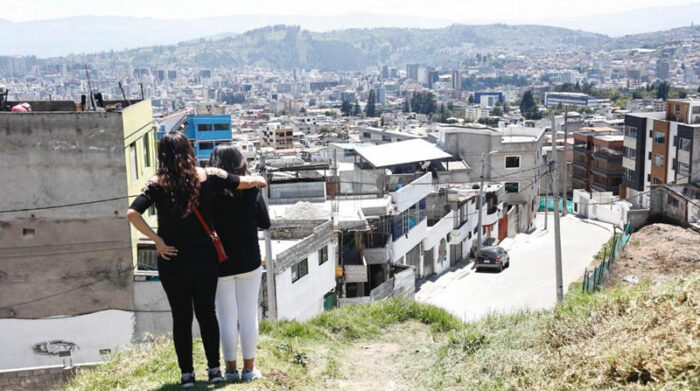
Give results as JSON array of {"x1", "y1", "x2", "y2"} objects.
[{"x1": 65, "y1": 273, "x2": 699, "y2": 390}]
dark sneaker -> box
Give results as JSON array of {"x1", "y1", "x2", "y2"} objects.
[
  {"x1": 181, "y1": 372, "x2": 195, "y2": 388},
  {"x1": 208, "y1": 367, "x2": 224, "y2": 384}
]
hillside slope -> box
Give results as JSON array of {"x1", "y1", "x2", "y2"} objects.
[{"x1": 66, "y1": 225, "x2": 700, "y2": 390}]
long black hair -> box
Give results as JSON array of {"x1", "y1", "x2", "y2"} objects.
[
  {"x1": 157, "y1": 131, "x2": 200, "y2": 217},
  {"x1": 208, "y1": 144, "x2": 248, "y2": 176}
]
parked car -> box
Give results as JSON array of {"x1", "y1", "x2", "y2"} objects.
[{"x1": 475, "y1": 246, "x2": 510, "y2": 272}]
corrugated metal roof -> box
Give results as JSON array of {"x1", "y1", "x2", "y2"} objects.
[{"x1": 355, "y1": 139, "x2": 453, "y2": 168}]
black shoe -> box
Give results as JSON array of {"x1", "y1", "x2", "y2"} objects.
[
  {"x1": 181, "y1": 372, "x2": 195, "y2": 388},
  {"x1": 208, "y1": 367, "x2": 224, "y2": 384}
]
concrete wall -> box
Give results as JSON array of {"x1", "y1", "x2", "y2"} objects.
[
  {"x1": 0, "y1": 362, "x2": 98, "y2": 391},
  {"x1": 0, "y1": 111, "x2": 135, "y2": 318},
  {"x1": 0, "y1": 310, "x2": 133, "y2": 370}
]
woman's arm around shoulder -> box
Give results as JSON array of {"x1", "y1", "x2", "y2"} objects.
[{"x1": 204, "y1": 167, "x2": 267, "y2": 190}]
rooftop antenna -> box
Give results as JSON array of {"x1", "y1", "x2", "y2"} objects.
[
  {"x1": 118, "y1": 81, "x2": 131, "y2": 105},
  {"x1": 84, "y1": 65, "x2": 96, "y2": 111},
  {"x1": 139, "y1": 82, "x2": 145, "y2": 100}
]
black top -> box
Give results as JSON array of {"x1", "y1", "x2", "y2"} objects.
[
  {"x1": 129, "y1": 170, "x2": 240, "y2": 281},
  {"x1": 213, "y1": 188, "x2": 270, "y2": 277}
]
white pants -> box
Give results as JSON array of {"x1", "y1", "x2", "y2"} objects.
[{"x1": 215, "y1": 266, "x2": 262, "y2": 361}]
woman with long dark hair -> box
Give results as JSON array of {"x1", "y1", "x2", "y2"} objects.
[
  {"x1": 208, "y1": 145, "x2": 269, "y2": 382},
  {"x1": 126, "y1": 132, "x2": 266, "y2": 388}
]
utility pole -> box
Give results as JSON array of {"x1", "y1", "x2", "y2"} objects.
[
  {"x1": 260, "y1": 153, "x2": 277, "y2": 320},
  {"x1": 477, "y1": 151, "x2": 497, "y2": 254},
  {"x1": 544, "y1": 165, "x2": 549, "y2": 230},
  {"x1": 562, "y1": 108, "x2": 569, "y2": 216},
  {"x1": 551, "y1": 115, "x2": 564, "y2": 302},
  {"x1": 477, "y1": 153, "x2": 486, "y2": 254}
]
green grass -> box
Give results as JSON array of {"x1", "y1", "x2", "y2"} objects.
[
  {"x1": 66, "y1": 275, "x2": 700, "y2": 390},
  {"x1": 593, "y1": 234, "x2": 621, "y2": 261}
]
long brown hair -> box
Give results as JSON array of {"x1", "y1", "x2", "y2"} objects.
[{"x1": 157, "y1": 131, "x2": 200, "y2": 217}]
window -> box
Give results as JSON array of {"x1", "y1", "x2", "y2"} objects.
[
  {"x1": 692, "y1": 106, "x2": 700, "y2": 114},
  {"x1": 199, "y1": 142, "x2": 215, "y2": 150},
  {"x1": 291, "y1": 258, "x2": 308, "y2": 283},
  {"x1": 679, "y1": 138, "x2": 692, "y2": 152},
  {"x1": 318, "y1": 246, "x2": 328, "y2": 265},
  {"x1": 678, "y1": 162, "x2": 690, "y2": 178},
  {"x1": 505, "y1": 156, "x2": 520, "y2": 169},
  {"x1": 362, "y1": 132, "x2": 371, "y2": 138},
  {"x1": 652, "y1": 177, "x2": 663, "y2": 185},
  {"x1": 213, "y1": 123, "x2": 229, "y2": 131},
  {"x1": 623, "y1": 146, "x2": 636, "y2": 159},
  {"x1": 143, "y1": 132, "x2": 152, "y2": 170},
  {"x1": 624, "y1": 126, "x2": 637, "y2": 138},
  {"x1": 674, "y1": 104, "x2": 681, "y2": 117},
  {"x1": 129, "y1": 143, "x2": 138, "y2": 182},
  {"x1": 504, "y1": 182, "x2": 519, "y2": 193},
  {"x1": 197, "y1": 124, "x2": 212, "y2": 131},
  {"x1": 654, "y1": 154, "x2": 664, "y2": 168},
  {"x1": 654, "y1": 132, "x2": 666, "y2": 144}
]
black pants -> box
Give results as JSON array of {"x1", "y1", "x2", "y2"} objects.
[{"x1": 161, "y1": 275, "x2": 220, "y2": 373}]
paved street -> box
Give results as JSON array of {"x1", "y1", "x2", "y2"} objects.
[{"x1": 416, "y1": 213, "x2": 613, "y2": 322}]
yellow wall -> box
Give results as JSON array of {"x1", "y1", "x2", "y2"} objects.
[{"x1": 122, "y1": 99, "x2": 158, "y2": 268}]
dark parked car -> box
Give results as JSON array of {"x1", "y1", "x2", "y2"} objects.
[{"x1": 475, "y1": 246, "x2": 510, "y2": 272}]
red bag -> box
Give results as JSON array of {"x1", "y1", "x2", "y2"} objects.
[{"x1": 191, "y1": 206, "x2": 228, "y2": 263}]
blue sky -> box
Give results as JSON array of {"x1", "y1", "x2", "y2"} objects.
[{"x1": 1, "y1": 0, "x2": 695, "y2": 22}]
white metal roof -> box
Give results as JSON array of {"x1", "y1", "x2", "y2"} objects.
[{"x1": 355, "y1": 139, "x2": 453, "y2": 168}]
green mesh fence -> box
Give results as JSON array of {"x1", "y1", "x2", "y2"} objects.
[{"x1": 582, "y1": 222, "x2": 632, "y2": 293}]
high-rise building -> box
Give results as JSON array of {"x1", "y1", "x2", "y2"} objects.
[
  {"x1": 452, "y1": 70, "x2": 462, "y2": 90},
  {"x1": 381, "y1": 65, "x2": 390, "y2": 79},
  {"x1": 406, "y1": 64, "x2": 419, "y2": 81}
]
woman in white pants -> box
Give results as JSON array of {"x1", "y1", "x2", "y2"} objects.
[{"x1": 209, "y1": 145, "x2": 271, "y2": 382}]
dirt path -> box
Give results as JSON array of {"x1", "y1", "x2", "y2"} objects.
[{"x1": 324, "y1": 321, "x2": 435, "y2": 390}]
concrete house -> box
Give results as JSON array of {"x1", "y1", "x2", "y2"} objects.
[
  {"x1": 441, "y1": 124, "x2": 545, "y2": 232},
  {"x1": 0, "y1": 99, "x2": 156, "y2": 369}
]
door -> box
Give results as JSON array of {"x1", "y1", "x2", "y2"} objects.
[
  {"x1": 498, "y1": 215, "x2": 508, "y2": 242},
  {"x1": 423, "y1": 249, "x2": 434, "y2": 277}
]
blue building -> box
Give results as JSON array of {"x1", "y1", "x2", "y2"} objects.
[
  {"x1": 474, "y1": 92, "x2": 504, "y2": 106},
  {"x1": 158, "y1": 113, "x2": 232, "y2": 165}
]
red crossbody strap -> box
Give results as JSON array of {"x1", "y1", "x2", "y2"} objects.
[{"x1": 191, "y1": 206, "x2": 212, "y2": 236}]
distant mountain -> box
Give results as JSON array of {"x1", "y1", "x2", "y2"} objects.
[
  {"x1": 0, "y1": 14, "x2": 453, "y2": 57},
  {"x1": 51, "y1": 24, "x2": 610, "y2": 71},
  {"x1": 0, "y1": 2, "x2": 698, "y2": 57}
]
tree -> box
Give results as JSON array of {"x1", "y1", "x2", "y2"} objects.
[
  {"x1": 656, "y1": 81, "x2": 671, "y2": 100},
  {"x1": 697, "y1": 85, "x2": 700, "y2": 93},
  {"x1": 519, "y1": 90, "x2": 540, "y2": 119},
  {"x1": 365, "y1": 89, "x2": 377, "y2": 117},
  {"x1": 468, "y1": 94, "x2": 474, "y2": 104},
  {"x1": 352, "y1": 100, "x2": 361, "y2": 116},
  {"x1": 300, "y1": 107, "x2": 307, "y2": 115},
  {"x1": 340, "y1": 99, "x2": 352, "y2": 116},
  {"x1": 490, "y1": 106, "x2": 503, "y2": 117}
]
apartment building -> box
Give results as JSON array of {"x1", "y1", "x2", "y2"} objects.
[
  {"x1": 263, "y1": 121, "x2": 294, "y2": 150},
  {"x1": 157, "y1": 113, "x2": 233, "y2": 165},
  {"x1": 0, "y1": 99, "x2": 157, "y2": 319},
  {"x1": 572, "y1": 128, "x2": 624, "y2": 195},
  {"x1": 621, "y1": 99, "x2": 700, "y2": 207}
]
